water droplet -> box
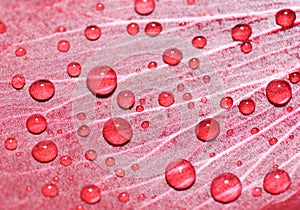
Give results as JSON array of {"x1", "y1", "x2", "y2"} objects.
[
  {"x1": 26, "y1": 113, "x2": 47, "y2": 134},
  {"x1": 127, "y1": 22, "x2": 139, "y2": 35},
  {"x1": 195, "y1": 118, "x2": 220, "y2": 142},
  {"x1": 187, "y1": 0, "x2": 195, "y2": 4},
  {"x1": 11, "y1": 74, "x2": 25, "y2": 90},
  {"x1": 211, "y1": 172, "x2": 242, "y2": 203},
  {"x1": 269, "y1": 137, "x2": 278, "y2": 146},
  {"x1": 0, "y1": 21, "x2": 6, "y2": 34},
  {"x1": 26, "y1": 186, "x2": 32, "y2": 192},
  {"x1": 29, "y1": 79, "x2": 55, "y2": 102},
  {"x1": 158, "y1": 91, "x2": 175, "y2": 107},
  {"x1": 136, "y1": 105, "x2": 144, "y2": 112},
  {"x1": 77, "y1": 112, "x2": 86, "y2": 121},
  {"x1": 86, "y1": 66, "x2": 117, "y2": 97},
  {"x1": 144, "y1": 22, "x2": 162, "y2": 37},
  {"x1": 56, "y1": 26, "x2": 66, "y2": 32},
  {"x1": 60, "y1": 155, "x2": 72, "y2": 166},
  {"x1": 183, "y1": 92, "x2": 192, "y2": 101},
  {"x1": 273, "y1": 164, "x2": 279, "y2": 170},
  {"x1": 118, "y1": 191, "x2": 130, "y2": 202},
  {"x1": 188, "y1": 102, "x2": 194, "y2": 109},
  {"x1": 57, "y1": 40, "x2": 70, "y2": 52},
  {"x1": 15, "y1": 47, "x2": 26, "y2": 57},
  {"x1": 209, "y1": 152, "x2": 216, "y2": 158},
  {"x1": 250, "y1": 127, "x2": 259, "y2": 134},
  {"x1": 236, "y1": 161, "x2": 242, "y2": 167},
  {"x1": 117, "y1": 90, "x2": 135, "y2": 109},
  {"x1": 115, "y1": 168, "x2": 125, "y2": 177},
  {"x1": 227, "y1": 129, "x2": 234, "y2": 136},
  {"x1": 148, "y1": 61, "x2": 157, "y2": 69},
  {"x1": 5, "y1": 137, "x2": 17, "y2": 150},
  {"x1": 77, "y1": 125, "x2": 91, "y2": 137},
  {"x1": 138, "y1": 193, "x2": 146, "y2": 201},
  {"x1": 134, "y1": 0, "x2": 155, "y2": 15},
  {"x1": 177, "y1": 84, "x2": 184, "y2": 91},
  {"x1": 252, "y1": 187, "x2": 262, "y2": 196},
  {"x1": 131, "y1": 163, "x2": 139, "y2": 171},
  {"x1": 239, "y1": 98, "x2": 255, "y2": 115},
  {"x1": 95, "y1": 2, "x2": 105, "y2": 11},
  {"x1": 81, "y1": 185, "x2": 101, "y2": 204},
  {"x1": 192, "y1": 36, "x2": 207, "y2": 49},
  {"x1": 42, "y1": 183, "x2": 58, "y2": 197},
  {"x1": 275, "y1": 9, "x2": 296, "y2": 29},
  {"x1": 141, "y1": 121, "x2": 149, "y2": 128},
  {"x1": 84, "y1": 25, "x2": 101, "y2": 41},
  {"x1": 179, "y1": 21, "x2": 187, "y2": 27},
  {"x1": 139, "y1": 98, "x2": 146, "y2": 105},
  {"x1": 16, "y1": 152, "x2": 22, "y2": 157},
  {"x1": 266, "y1": 80, "x2": 292, "y2": 106},
  {"x1": 240, "y1": 42, "x2": 252, "y2": 54},
  {"x1": 220, "y1": 96, "x2": 233, "y2": 109},
  {"x1": 53, "y1": 176, "x2": 60, "y2": 183},
  {"x1": 103, "y1": 118, "x2": 133, "y2": 146},
  {"x1": 203, "y1": 75, "x2": 210, "y2": 83},
  {"x1": 263, "y1": 169, "x2": 291, "y2": 195},
  {"x1": 201, "y1": 96, "x2": 208, "y2": 103},
  {"x1": 67, "y1": 62, "x2": 81, "y2": 77},
  {"x1": 188, "y1": 58, "x2": 200, "y2": 69},
  {"x1": 165, "y1": 159, "x2": 196, "y2": 190},
  {"x1": 288, "y1": 71, "x2": 300, "y2": 84},
  {"x1": 31, "y1": 140, "x2": 58, "y2": 163},
  {"x1": 85, "y1": 150, "x2": 97, "y2": 161},
  {"x1": 231, "y1": 24, "x2": 252, "y2": 42},
  {"x1": 105, "y1": 157, "x2": 115, "y2": 166},
  {"x1": 162, "y1": 48, "x2": 183, "y2": 66}
]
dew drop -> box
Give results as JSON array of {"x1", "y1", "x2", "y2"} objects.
[
  {"x1": 203, "y1": 75, "x2": 210, "y2": 83},
  {"x1": 269, "y1": 137, "x2": 278, "y2": 146},
  {"x1": 239, "y1": 98, "x2": 255, "y2": 115},
  {"x1": 136, "y1": 105, "x2": 144, "y2": 112},
  {"x1": 127, "y1": 23, "x2": 139, "y2": 35},
  {"x1": 26, "y1": 186, "x2": 32, "y2": 193},
  {"x1": 139, "y1": 98, "x2": 146, "y2": 105},
  {"x1": 26, "y1": 113, "x2": 47, "y2": 134},
  {"x1": 77, "y1": 112, "x2": 86, "y2": 121},
  {"x1": 240, "y1": 42, "x2": 252, "y2": 54},
  {"x1": 86, "y1": 66, "x2": 117, "y2": 97},
  {"x1": 0, "y1": 21, "x2": 6, "y2": 34},
  {"x1": 85, "y1": 150, "x2": 97, "y2": 161},
  {"x1": 145, "y1": 22, "x2": 162, "y2": 37},
  {"x1": 183, "y1": 93, "x2": 192, "y2": 101},
  {"x1": 231, "y1": 24, "x2": 252, "y2": 42},
  {"x1": 12, "y1": 74, "x2": 25, "y2": 90},
  {"x1": 148, "y1": 61, "x2": 157, "y2": 69},
  {"x1": 80, "y1": 185, "x2": 101, "y2": 204},
  {"x1": 188, "y1": 102, "x2": 194, "y2": 109},
  {"x1": 117, "y1": 90, "x2": 135, "y2": 109},
  {"x1": 60, "y1": 155, "x2": 72, "y2": 166},
  {"x1": 131, "y1": 163, "x2": 139, "y2": 171},
  {"x1": 252, "y1": 187, "x2": 262, "y2": 196},
  {"x1": 192, "y1": 36, "x2": 207, "y2": 49},
  {"x1": 29, "y1": 79, "x2": 55, "y2": 102},
  {"x1": 57, "y1": 40, "x2": 70, "y2": 52},
  {"x1": 56, "y1": 26, "x2": 66, "y2": 32},
  {"x1": 162, "y1": 48, "x2": 183, "y2": 66},
  {"x1": 84, "y1": 25, "x2": 101, "y2": 41},
  {"x1": 236, "y1": 161, "x2": 242, "y2": 167},
  {"x1": 263, "y1": 169, "x2": 291, "y2": 195},
  {"x1": 250, "y1": 127, "x2": 259, "y2": 134},
  {"x1": 102, "y1": 118, "x2": 133, "y2": 146},
  {"x1": 195, "y1": 118, "x2": 220, "y2": 142},
  {"x1": 158, "y1": 91, "x2": 175, "y2": 107},
  {"x1": 95, "y1": 2, "x2": 105, "y2": 11},
  {"x1": 115, "y1": 168, "x2": 125, "y2": 177},
  {"x1": 134, "y1": 0, "x2": 155, "y2": 15},
  {"x1": 288, "y1": 71, "x2": 300, "y2": 84},
  {"x1": 141, "y1": 121, "x2": 149, "y2": 128},
  {"x1": 15, "y1": 47, "x2": 26, "y2": 57},
  {"x1": 266, "y1": 80, "x2": 292, "y2": 106},
  {"x1": 177, "y1": 84, "x2": 184, "y2": 91},
  {"x1": 275, "y1": 9, "x2": 296, "y2": 29},
  {"x1": 105, "y1": 157, "x2": 115, "y2": 166},
  {"x1": 42, "y1": 183, "x2": 58, "y2": 197},
  {"x1": 53, "y1": 176, "x2": 59, "y2": 183},
  {"x1": 188, "y1": 58, "x2": 200, "y2": 69},
  {"x1": 32, "y1": 140, "x2": 58, "y2": 163},
  {"x1": 67, "y1": 62, "x2": 81, "y2": 77},
  {"x1": 138, "y1": 193, "x2": 146, "y2": 201},
  {"x1": 211, "y1": 172, "x2": 242, "y2": 203},
  {"x1": 165, "y1": 159, "x2": 196, "y2": 190},
  {"x1": 220, "y1": 96, "x2": 233, "y2": 109},
  {"x1": 227, "y1": 129, "x2": 234, "y2": 136},
  {"x1": 77, "y1": 125, "x2": 91, "y2": 137},
  {"x1": 4, "y1": 137, "x2": 17, "y2": 150},
  {"x1": 118, "y1": 191, "x2": 130, "y2": 202}
]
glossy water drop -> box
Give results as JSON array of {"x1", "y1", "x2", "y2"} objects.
[
  {"x1": 187, "y1": 0, "x2": 195, "y2": 4},
  {"x1": 85, "y1": 150, "x2": 97, "y2": 161},
  {"x1": 211, "y1": 172, "x2": 242, "y2": 203},
  {"x1": 188, "y1": 58, "x2": 200, "y2": 69},
  {"x1": 165, "y1": 159, "x2": 196, "y2": 190},
  {"x1": 29, "y1": 79, "x2": 55, "y2": 102},
  {"x1": 240, "y1": 42, "x2": 252, "y2": 54},
  {"x1": 117, "y1": 90, "x2": 135, "y2": 109},
  {"x1": 288, "y1": 71, "x2": 300, "y2": 84},
  {"x1": 5, "y1": 137, "x2": 17, "y2": 150},
  {"x1": 227, "y1": 129, "x2": 234, "y2": 136},
  {"x1": 231, "y1": 24, "x2": 252, "y2": 41},
  {"x1": 192, "y1": 36, "x2": 207, "y2": 49},
  {"x1": 220, "y1": 96, "x2": 233, "y2": 109},
  {"x1": 139, "y1": 98, "x2": 146, "y2": 105},
  {"x1": 105, "y1": 157, "x2": 115, "y2": 166},
  {"x1": 266, "y1": 80, "x2": 292, "y2": 106},
  {"x1": 162, "y1": 48, "x2": 183, "y2": 66},
  {"x1": 57, "y1": 40, "x2": 70, "y2": 52},
  {"x1": 81, "y1": 185, "x2": 101, "y2": 204},
  {"x1": 269, "y1": 137, "x2": 278, "y2": 146},
  {"x1": 0, "y1": 21, "x2": 6, "y2": 34},
  {"x1": 15, "y1": 47, "x2": 26, "y2": 57},
  {"x1": 42, "y1": 183, "x2": 58, "y2": 197},
  {"x1": 203, "y1": 75, "x2": 210, "y2": 83},
  {"x1": 134, "y1": 0, "x2": 155, "y2": 15},
  {"x1": 95, "y1": 3, "x2": 105, "y2": 11},
  {"x1": 145, "y1": 22, "x2": 162, "y2": 37},
  {"x1": 263, "y1": 169, "x2": 291, "y2": 195},
  {"x1": 77, "y1": 112, "x2": 86, "y2": 121},
  {"x1": 252, "y1": 187, "x2": 262, "y2": 196},
  {"x1": 131, "y1": 163, "x2": 139, "y2": 171},
  {"x1": 239, "y1": 98, "x2": 255, "y2": 115},
  {"x1": 115, "y1": 168, "x2": 125, "y2": 177},
  {"x1": 183, "y1": 93, "x2": 192, "y2": 101},
  {"x1": 26, "y1": 113, "x2": 47, "y2": 134},
  {"x1": 67, "y1": 62, "x2": 81, "y2": 77},
  {"x1": 56, "y1": 26, "x2": 66, "y2": 32},
  {"x1": 275, "y1": 9, "x2": 296, "y2": 29},
  {"x1": 141, "y1": 121, "x2": 149, "y2": 128},
  {"x1": 195, "y1": 118, "x2": 220, "y2": 142},
  {"x1": 177, "y1": 84, "x2": 184, "y2": 91},
  {"x1": 86, "y1": 66, "x2": 117, "y2": 97},
  {"x1": 127, "y1": 22, "x2": 139, "y2": 35},
  {"x1": 158, "y1": 91, "x2": 175, "y2": 107},
  {"x1": 188, "y1": 102, "x2": 194, "y2": 109},
  {"x1": 12, "y1": 74, "x2": 25, "y2": 90},
  {"x1": 32, "y1": 140, "x2": 58, "y2": 163},
  {"x1": 84, "y1": 25, "x2": 101, "y2": 41},
  {"x1": 118, "y1": 192, "x2": 130, "y2": 202},
  {"x1": 138, "y1": 193, "x2": 146, "y2": 201},
  {"x1": 26, "y1": 186, "x2": 32, "y2": 193},
  {"x1": 103, "y1": 118, "x2": 133, "y2": 146},
  {"x1": 60, "y1": 155, "x2": 72, "y2": 166},
  {"x1": 209, "y1": 152, "x2": 216, "y2": 158},
  {"x1": 148, "y1": 61, "x2": 157, "y2": 69},
  {"x1": 136, "y1": 105, "x2": 144, "y2": 112},
  {"x1": 77, "y1": 125, "x2": 91, "y2": 137},
  {"x1": 236, "y1": 161, "x2": 242, "y2": 167},
  {"x1": 251, "y1": 127, "x2": 259, "y2": 134}
]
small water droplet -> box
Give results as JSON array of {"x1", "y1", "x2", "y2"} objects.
[
  {"x1": 56, "y1": 26, "x2": 66, "y2": 32},
  {"x1": 231, "y1": 24, "x2": 252, "y2": 41},
  {"x1": 187, "y1": 0, "x2": 195, "y2": 4},
  {"x1": 144, "y1": 22, "x2": 162, "y2": 37},
  {"x1": 252, "y1": 187, "x2": 262, "y2": 196},
  {"x1": 0, "y1": 21, "x2": 6, "y2": 34},
  {"x1": 195, "y1": 118, "x2": 220, "y2": 142},
  {"x1": 240, "y1": 42, "x2": 252, "y2": 54},
  {"x1": 77, "y1": 112, "x2": 86, "y2": 121},
  {"x1": 275, "y1": 9, "x2": 296, "y2": 29},
  {"x1": 131, "y1": 163, "x2": 139, "y2": 171},
  {"x1": 84, "y1": 25, "x2": 101, "y2": 41},
  {"x1": 115, "y1": 168, "x2": 125, "y2": 177},
  {"x1": 266, "y1": 80, "x2": 292, "y2": 106},
  {"x1": 29, "y1": 80, "x2": 55, "y2": 102},
  {"x1": 80, "y1": 185, "x2": 101, "y2": 204},
  {"x1": 288, "y1": 71, "x2": 300, "y2": 84},
  {"x1": 263, "y1": 169, "x2": 291, "y2": 195},
  {"x1": 117, "y1": 90, "x2": 135, "y2": 109},
  {"x1": 95, "y1": 2, "x2": 105, "y2": 11},
  {"x1": 105, "y1": 157, "x2": 115, "y2": 166},
  {"x1": 177, "y1": 84, "x2": 184, "y2": 91},
  {"x1": 192, "y1": 36, "x2": 207, "y2": 49},
  {"x1": 26, "y1": 186, "x2": 32, "y2": 192},
  {"x1": 138, "y1": 193, "x2": 146, "y2": 201},
  {"x1": 60, "y1": 155, "x2": 72, "y2": 166},
  {"x1": 220, "y1": 96, "x2": 233, "y2": 109},
  {"x1": 269, "y1": 137, "x2": 278, "y2": 146},
  {"x1": 203, "y1": 75, "x2": 210, "y2": 83},
  {"x1": 5, "y1": 137, "x2": 17, "y2": 150},
  {"x1": 57, "y1": 40, "x2": 70, "y2": 52},
  {"x1": 118, "y1": 191, "x2": 130, "y2": 202},
  {"x1": 85, "y1": 150, "x2": 97, "y2": 161},
  {"x1": 31, "y1": 140, "x2": 58, "y2": 163},
  {"x1": 26, "y1": 113, "x2": 47, "y2": 134},
  {"x1": 15, "y1": 47, "x2": 26, "y2": 57},
  {"x1": 139, "y1": 98, "x2": 146, "y2": 105},
  {"x1": 188, "y1": 58, "x2": 200, "y2": 69},
  {"x1": 134, "y1": 0, "x2": 155, "y2": 15},
  {"x1": 67, "y1": 62, "x2": 81, "y2": 77},
  {"x1": 127, "y1": 22, "x2": 139, "y2": 35},
  {"x1": 162, "y1": 48, "x2": 183, "y2": 66},
  {"x1": 11, "y1": 74, "x2": 25, "y2": 90},
  {"x1": 141, "y1": 121, "x2": 149, "y2": 128},
  {"x1": 158, "y1": 91, "x2": 175, "y2": 107},
  {"x1": 209, "y1": 152, "x2": 216, "y2": 158},
  {"x1": 236, "y1": 161, "x2": 242, "y2": 167},
  {"x1": 251, "y1": 127, "x2": 259, "y2": 134},
  {"x1": 183, "y1": 92, "x2": 192, "y2": 101},
  {"x1": 148, "y1": 61, "x2": 157, "y2": 69},
  {"x1": 227, "y1": 129, "x2": 234, "y2": 136},
  {"x1": 239, "y1": 98, "x2": 255, "y2": 115},
  {"x1": 136, "y1": 105, "x2": 144, "y2": 112},
  {"x1": 77, "y1": 125, "x2": 91, "y2": 137},
  {"x1": 188, "y1": 102, "x2": 194, "y2": 109},
  {"x1": 42, "y1": 183, "x2": 58, "y2": 197}
]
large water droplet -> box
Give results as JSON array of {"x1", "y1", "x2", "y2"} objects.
[
  {"x1": 238, "y1": 98, "x2": 255, "y2": 115},
  {"x1": 29, "y1": 80, "x2": 55, "y2": 102},
  {"x1": 67, "y1": 62, "x2": 81, "y2": 77},
  {"x1": 195, "y1": 118, "x2": 220, "y2": 142},
  {"x1": 117, "y1": 90, "x2": 135, "y2": 109},
  {"x1": 144, "y1": 22, "x2": 162, "y2": 37},
  {"x1": 5, "y1": 137, "x2": 18, "y2": 150},
  {"x1": 31, "y1": 140, "x2": 58, "y2": 163},
  {"x1": 263, "y1": 169, "x2": 291, "y2": 195},
  {"x1": 12, "y1": 74, "x2": 25, "y2": 90},
  {"x1": 231, "y1": 24, "x2": 252, "y2": 41},
  {"x1": 80, "y1": 185, "x2": 101, "y2": 204},
  {"x1": 162, "y1": 48, "x2": 183, "y2": 66},
  {"x1": 266, "y1": 79, "x2": 292, "y2": 106},
  {"x1": 26, "y1": 113, "x2": 47, "y2": 134},
  {"x1": 84, "y1": 25, "x2": 101, "y2": 41},
  {"x1": 275, "y1": 8, "x2": 296, "y2": 29},
  {"x1": 158, "y1": 91, "x2": 175, "y2": 107},
  {"x1": 134, "y1": 0, "x2": 155, "y2": 15},
  {"x1": 57, "y1": 40, "x2": 70, "y2": 52}
]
